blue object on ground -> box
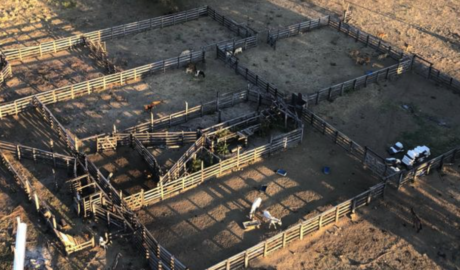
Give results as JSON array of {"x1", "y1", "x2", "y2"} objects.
[
  {"x1": 276, "y1": 169, "x2": 287, "y2": 176},
  {"x1": 366, "y1": 70, "x2": 374, "y2": 75},
  {"x1": 258, "y1": 185, "x2": 268, "y2": 192},
  {"x1": 323, "y1": 166, "x2": 330, "y2": 175}
]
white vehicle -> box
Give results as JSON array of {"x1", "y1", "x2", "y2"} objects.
[
  {"x1": 388, "y1": 142, "x2": 404, "y2": 155},
  {"x1": 402, "y1": 146, "x2": 431, "y2": 168}
]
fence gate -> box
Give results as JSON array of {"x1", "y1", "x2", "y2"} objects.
[{"x1": 97, "y1": 136, "x2": 117, "y2": 152}]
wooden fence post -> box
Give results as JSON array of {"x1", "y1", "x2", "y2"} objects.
[
  {"x1": 263, "y1": 241, "x2": 268, "y2": 257},
  {"x1": 201, "y1": 161, "x2": 204, "y2": 183},
  {"x1": 299, "y1": 224, "x2": 304, "y2": 240}
]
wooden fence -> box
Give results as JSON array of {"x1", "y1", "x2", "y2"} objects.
[
  {"x1": 267, "y1": 16, "x2": 329, "y2": 47},
  {"x1": 133, "y1": 136, "x2": 163, "y2": 178},
  {"x1": 3, "y1": 6, "x2": 208, "y2": 61},
  {"x1": 78, "y1": 158, "x2": 188, "y2": 270},
  {"x1": 302, "y1": 108, "x2": 388, "y2": 177},
  {"x1": 115, "y1": 131, "x2": 198, "y2": 147},
  {"x1": 82, "y1": 37, "x2": 121, "y2": 74},
  {"x1": 411, "y1": 55, "x2": 460, "y2": 93},
  {"x1": 0, "y1": 151, "x2": 95, "y2": 255},
  {"x1": 385, "y1": 146, "x2": 460, "y2": 188},
  {"x1": 303, "y1": 59, "x2": 412, "y2": 106},
  {"x1": 124, "y1": 127, "x2": 303, "y2": 211},
  {"x1": 161, "y1": 136, "x2": 206, "y2": 183},
  {"x1": 0, "y1": 140, "x2": 76, "y2": 170},
  {"x1": 207, "y1": 6, "x2": 255, "y2": 38},
  {"x1": 206, "y1": 181, "x2": 386, "y2": 270},
  {"x1": 216, "y1": 47, "x2": 290, "y2": 100},
  {"x1": 123, "y1": 89, "x2": 251, "y2": 134},
  {"x1": 327, "y1": 16, "x2": 406, "y2": 61},
  {"x1": 0, "y1": 59, "x2": 12, "y2": 85},
  {"x1": 32, "y1": 96, "x2": 78, "y2": 152},
  {"x1": 0, "y1": 51, "x2": 205, "y2": 119}
]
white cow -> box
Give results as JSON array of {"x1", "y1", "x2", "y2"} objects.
[
  {"x1": 233, "y1": 47, "x2": 243, "y2": 55},
  {"x1": 180, "y1": 50, "x2": 191, "y2": 57},
  {"x1": 263, "y1": 210, "x2": 282, "y2": 229},
  {"x1": 249, "y1": 197, "x2": 262, "y2": 220}
]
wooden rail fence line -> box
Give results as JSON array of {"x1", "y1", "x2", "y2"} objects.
[
  {"x1": 82, "y1": 36, "x2": 121, "y2": 74},
  {"x1": 302, "y1": 108, "x2": 388, "y2": 177},
  {"x1": 0, "y1": 151, "x2": 95, "y2": 255},
  {"x1": 0, "y1": 51, "x2": 205, "y2": 119},
  {"x1": 3, "y1": 5, "x2": 258, "y2": 62},
  {"x1": 32, "y1": 96, "x2": 78, "y2": 152},
  {"x1": 267, "y1": 16, "x2": 329, "y2": 48},
  {"x1": 385, "y1": 146, "x2": 460, "y2": 189},
  {"x1": 77, "y1": 158, "x2": 188, "y2": 270},
  {"x1": 0, "y1": 58, "x2": 12, "y2": 85},
  {"x1": 0, "y1": 140, "x2": 76, "y2": 170},
  {"x1": 3, "y1": 6, "x2": 209, "y2": 61},
  {"x1": 411, "y1": 55, "x2": 460, "y2": 93},
  {"x1": 206, "y1": 181, "x2": 387, "y2": 270},
  {"x1": 303, "y1": 59, "x2": 412, "y2": 106},
  {"x1": 123, "y1": 127, "x2": 303, "y2": 211},
  {"x1": 216, "y1": 47, "x2": 289, "y2": 100},
  {"x1": 133, "y1": 136, "x2": 163, "y2": 179}
]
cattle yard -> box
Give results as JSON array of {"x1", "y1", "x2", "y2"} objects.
[{"x1": 0, "y1": 4, "x2": 459, "y2": 270}]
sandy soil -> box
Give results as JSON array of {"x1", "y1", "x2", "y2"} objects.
[
  {"x1": 105, "y1": 16, "x2": 239, "y2": 69},
  {"x1": 0, "y1": 110, "x2": 73, "y2": 155},
  {"x1": 250, "y1": 161, "x2": 460, "y2": 270},
  {"x1": 313, "y1": 72, "x2": 460, "y2": 157},
  {"x1": 137, "y1": 127, "x2": 381, "y2": 269},
  {"x1": 237, "y1": 27, "x2": 396, "y2": 95},
  {"x1": 1, "y1": 46, "x2": 105, "y2": 101},
  {"x1": 1, "y1": 0, "x2": 459, "y2": 269},
  {"x1": 88, "y1": 147, "x2": 157, "y2": 196},
  {"x1": 49, "y1": 56, "x2": 249, "y2": 138}
]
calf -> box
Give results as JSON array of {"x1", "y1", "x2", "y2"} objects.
[{"x1": 144, "y1": 100, "x2": 164, "y2": 111}]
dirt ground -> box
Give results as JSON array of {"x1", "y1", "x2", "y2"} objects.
[
  {"x1": 49, "y1": 55, "x2": 250, "y2": 139},
  {"x1": 237, "y1": 27, "x2": 397, "y2": 95},
  {"x1": 105, "y1": 16, "x2": 239, "y2": 69},
  {"x1": 250, "y1": 161, "x2": 460, "y2": 270},
  {"x1": 313, "y1": 72, "x2": 460, "y2": 157},
  {"x1": 0, "y1": 110, "x2": 73, "y2": 155},
  {"x1": 1, "y1": 0, "x2": 460, "y2": 269},
  {"x1": 1, "y1": 46, "x2": 106, "y2": 101},
  {"x1": 137, "y1": 127, "x2": 381, "y2": 269}
]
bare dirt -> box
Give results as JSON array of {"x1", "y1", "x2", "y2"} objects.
[
  {"x1": 138, "y1": 127, "x2": 381, "y2": 269},
  {"x1": 2, "y1": 47, "x2": 106, "y2": 101},
  {"x1": 313, "y1": 72, "x2": 460, "y2": 157},
  {"x1": 106, "y1": 16, "x2": 239, "y2": 69},
  {"x1": 1, "y1": 0, "x2": 459, "y2": 269},
  {"x1": 49, "y1": 55, "x2": 250, "y2": 139},
  {"x1": 0, "y1": 110, "x2": 73, "y2": 155},
  {"x1": 237, "y1": 27, "x2": 396, "y2": 95},
  {"x1": 250, "y1": 161, "x2": 460, "y2": 270}
]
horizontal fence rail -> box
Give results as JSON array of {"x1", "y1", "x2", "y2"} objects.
[
  {"x1": 304, "y1": 59, "x2": 412, "y2": 106},
  {"x1": 385, "y1": 146, "x2": 460, "y2": 188},
  {"x1": 124, "y1": 128, "x2": 303, "y2": 211},
  {"x1": 32, "y1": 96, "x2": 77, "y2": 152},
  {"x1": 206, "y1": 181, "x2": 386, "y2": 270},
  {"x1": 328, "y1": 17, "x2": 406, "y2": 61},
  {"x1": 267, "y1": 16, "x2": 329, "y2": 47},
  {"x1": 3, "y1": 6, "x2": 208, "y2": 61},
  {"x1": 0, "y1": 51, "x2": 205, "y2": 118},
  {"x1": 0, "y1": 60, "x2": 12, "y2": 84},
  {"x1": 302, "y1": 108, "x2": 388, "y2": 177},
  {"x1": 0, "y1": 140, "x2": 75, "y2": 169},
  {"x1": 216, "y1": 47, "x2": 289, "y2": 100},
  {"x1": 412, "y1": 55, "x2": 460, "y2": 93},
  {"x1": 0, "y1": 151, "x2": 94, "y2": 255}
]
